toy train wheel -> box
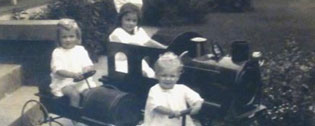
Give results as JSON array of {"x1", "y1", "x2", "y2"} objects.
[
  {"x1": 21, "y1": 100, "x2": 53, "y2": 126},
  {"x1": 235, "y1": 63, "x2": 262, "y2": 106}
]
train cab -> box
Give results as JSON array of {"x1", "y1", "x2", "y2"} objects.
[{"x1": 100, "y1": 40, "x2": 166, "y2": 105}]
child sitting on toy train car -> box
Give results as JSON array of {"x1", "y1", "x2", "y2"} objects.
[
  {"x1": 144, "y1": 52, "x2": 204, "y2": 126},
  {"x1": 49, "y1": 19, "x2": 98, "y2": 108}
]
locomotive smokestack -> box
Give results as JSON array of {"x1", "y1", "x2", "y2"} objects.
[
  {"x1": 191, "y1": 37, "x2": 207, "y2": 57},
  {"x1": 231, "y1": 41, "x2": 249, "y2": 62}
]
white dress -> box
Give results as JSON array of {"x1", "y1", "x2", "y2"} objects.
[
  {"x1": 109, "y1": 27, "x2": 150, "y2": 46},
  {"x1": 49, "y1": 45, "x2": 97, "y2": 97},
  {"x1": 144, "y1": 84, "x2": 204, "y2": 126},
  {"x1": 109, "y1": 27, "x2": 155, "y2": 78}
]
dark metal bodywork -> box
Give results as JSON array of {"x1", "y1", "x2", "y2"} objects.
[
  {"x1": 32, "y1": 30, "x2": 263, "y2": 125},
  {"x1": 102, "y1": 42, "x2": 164, "y2": 106},
  {"x1": 101, "y1": 31, "x2": 264, "y2": 121},
  {"x1": 1, "y1": 20, "x2": 262, "y2": 126}
]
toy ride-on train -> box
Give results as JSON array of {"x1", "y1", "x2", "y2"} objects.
[{"x1": 21, "y1": 31, "x2": 264, "y2": 126}]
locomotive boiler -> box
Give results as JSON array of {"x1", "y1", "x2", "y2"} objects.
[
  {"x1": 99, "y1": 31, "x2": 265, "y2": 124},
  {"x1": 163, "y1": 32, "x2": 264, "y2": 120}
]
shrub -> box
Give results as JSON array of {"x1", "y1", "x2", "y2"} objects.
[{"x1": 256, "y1": 38, "x2": 315, "y2": 126}]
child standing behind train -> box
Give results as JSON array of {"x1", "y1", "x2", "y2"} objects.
[
  {"x1": 50, "y1": 19, "x2": 97, "y2": 108},
  {"x1": 144, "y1": 52, "x2": 204, "y2": 126},
  {"x1": 109, "y1": 2, "x2": 166, "y2": 48},
  {"x1": 109, "y1": 3, "x2": 166, "y2": 78}
]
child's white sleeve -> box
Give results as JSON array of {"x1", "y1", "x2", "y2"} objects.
[
  {"x1": 51, "y1": 49, "x2": 64, "y2": 73},
  {"x1": 138, "y1": 27, "x2": 151, "y2": 44},
  {"x1": 141, "y1": 59, "x2": 155, "y2": 78},
  {"x1": 183, "y1": 85, "x2": 204, "y2": 106},
  {"x1": 109, "y1": 28, "x2": 130, "y2": 44},
  {"x1": 80, "y1": 47, "x2": 93, "y2": 67},
  {"x1": 146, "y1": 87, "x2": 164, "y2": 113},
  {"x1": 109, "y1": 34, "x2": 121, "y2": 42}
]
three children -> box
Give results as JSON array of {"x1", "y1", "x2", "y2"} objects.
[
  {"x1": 49, "y1": 19, "x2": 97, "y2": 108},
  {"x1": 49, "y1": 3, "x2": 204, "y2": 125},
  {"x1": 144, "y1": 52, "x2": 204, "y2": 126}
]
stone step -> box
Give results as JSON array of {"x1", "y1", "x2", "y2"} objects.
[
  {"x1": 0, "y1": 64, "x2": 23, "y2": 100},
  {"x1": 0, "y1": 86, "x2": 38, "y2": 126},
  {"x1": 0, "y1": 20, "x2": 59, "y2": 41}
]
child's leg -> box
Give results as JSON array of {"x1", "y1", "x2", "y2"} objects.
[{"x1": 62, "y1": 85, "x2": 81, "y2": 107}]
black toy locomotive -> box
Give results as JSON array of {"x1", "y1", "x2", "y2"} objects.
[
  {"x1": 99, "y1": 31, "x2": 265, "y2": 125},
  {"x1": 21, "y1": 30, "x2": 264, "y2": 126}
]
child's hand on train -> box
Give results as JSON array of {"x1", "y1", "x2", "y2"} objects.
[
  {"x1": 190, "y1": 101, "x2": 203, "y2": 115},
  {"x1": 83, "y1": 66, "x2": 95, "y2": 73},
  {"x1": 171, "y1": 110, "x2": 181, "y2": 118},
  {"x1": 72, "y1": 73, "x2": 84, "y2": 80}
]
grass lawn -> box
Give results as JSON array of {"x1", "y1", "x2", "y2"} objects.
[{"x1": 155, "y1": 0, "x2": 315, "y2": 53}]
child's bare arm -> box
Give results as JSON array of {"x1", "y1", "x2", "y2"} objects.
[
  {"x1": 189, "y1": 101, "x2": 203, "y2": 115},
  {"x1": 83, "y1": 65, "x2": 95, "y2": 73},
  {"x1": 145, "y1": 39, "x2": 167, "y2": 49},
  {"x1": 110, "y1": 34, "x2": 121, "y2": 42},
  {"x1": 154, "y1": 106, "x2": 180, "y2": 117},
  {"x1": 56, "y1": 70, "x2": 83, "y2": 79}
]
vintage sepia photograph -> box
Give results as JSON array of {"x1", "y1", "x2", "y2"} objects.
[{"x1": 0, "y1": 0, "x2": 315, "y2": 125}]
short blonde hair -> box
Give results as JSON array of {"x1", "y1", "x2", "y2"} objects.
[
  {"x1": 57, "y1": 18, "x2": 82, "y2": 45},
  {"x1": 154, "y1": 52, "x2": 183, "y2": 74}
]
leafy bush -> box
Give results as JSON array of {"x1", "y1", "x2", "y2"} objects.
[
  {"x1": 256, "y1": 38, "x2": 315, "y2": 126},
  {"x1": 41, "y1": 0, "x2": 117, "y2": 60}
]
